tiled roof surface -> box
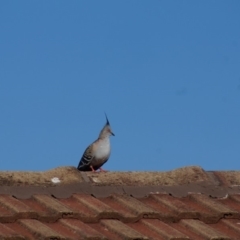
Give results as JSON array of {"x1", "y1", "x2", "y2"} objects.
[{"x1": 0, "y1": 166, "x2": 240, "y2": 239}]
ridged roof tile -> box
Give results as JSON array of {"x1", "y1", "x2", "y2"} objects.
[{"x1": 0, "y1": 166, "x2": 239, "y2": 239}]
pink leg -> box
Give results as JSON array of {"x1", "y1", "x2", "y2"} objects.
[{"x1": 90, "y1": 166, "x2": 96, "y2": 172}]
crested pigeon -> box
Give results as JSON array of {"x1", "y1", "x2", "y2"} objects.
[{"x1": 77, "y1": 114, "x2": 114, "y2": 172}]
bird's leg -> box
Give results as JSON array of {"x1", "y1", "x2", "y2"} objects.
[
  {"x1": 99, "y1": 167, "x2": 108, "y2": 172},
  {"x1": 90, "y1": 166, "x2": 96, "y2": 172}
]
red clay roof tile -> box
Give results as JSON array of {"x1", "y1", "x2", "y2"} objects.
[
  {"x1": 0, "y1": 193, "x2": 240, "y2": 239},
  {"x1": 135, "y1": 219, "x2": 190, "y2": 240},
  {"x1": 0, "y1": 195, "x2": 38, "y2": 220},
  {"x1": 33, "y1": 195, "x2": 74, "y2": 219},
  {"x1": 149, "y1": 194, "x2": 199, "y2": 220},
  {"x1": 189, "y1": 194, "x2": 240, "y2": 222},
  {"x1": 59, "y1": 219, "x2": 107, "y2": 239},
  {"x1": 0, "y1": 166, "x2": 240, "y2": 239},
  {"x1": 19, "y1": 219, "x2": 66, "y2": 240},
  {"x1": 100, "y1": 219, "x2": 149, "y2": 240},
  {"x1": 109, "y1": 194, "x2": 159, "y2": 219},
  {"x1": 218, "y1": 219, "x2": 240, "y2": 238},
  {"x1": 0, "y1": 223, "x2": 25, "y2": 240},
  {"x1": 180, "y1": 219, "x2": 231, "y2": 240}
]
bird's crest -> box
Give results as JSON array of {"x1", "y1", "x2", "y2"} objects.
[
  {"x1": 104, "y1": 112, "x2": 110, "y2": 125},
  {"x1": 98, "y1": 113, "x2": 115, "y2": 138}
]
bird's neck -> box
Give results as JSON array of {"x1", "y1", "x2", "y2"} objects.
[{"x1": 98, "y1": 136, "x2": 110, "y2": 142}]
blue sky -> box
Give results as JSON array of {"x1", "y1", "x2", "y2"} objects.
[{"x1": 0, "y1": 1, "x2": 240, "y2": 171}]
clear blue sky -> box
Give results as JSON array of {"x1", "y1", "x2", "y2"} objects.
[{"x1": 1, "y1": 1, "x2": 239, "y2": 171}]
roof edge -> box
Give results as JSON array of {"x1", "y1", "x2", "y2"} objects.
[{"x1": 0, "y1": 181, "x2": 239, "y2": 199}]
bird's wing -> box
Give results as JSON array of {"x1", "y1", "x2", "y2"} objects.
[{"x1": 77, "y1": 142, "x2": 96, "y2": 170}]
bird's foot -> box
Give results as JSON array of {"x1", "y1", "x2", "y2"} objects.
[
  {"x1": 90, "y1": 166, "x2": 108, "y2": 173},
  {"x1": 99, "y1": 167, "x2": 108, "y2": 172}
]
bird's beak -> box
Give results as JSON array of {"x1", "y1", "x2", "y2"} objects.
[{"x1": 111, "y1": 132, "x2": 115, "y2": 136}]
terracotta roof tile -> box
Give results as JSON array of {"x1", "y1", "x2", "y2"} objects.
[
  {"x1": 180, "y1": 219, "x2": 231, "y2": 240},
  {"x1": 33, "y1": 195, "x2": 74, "y2": 219},
  {"x1": 59, "y1": 196, "x2": 102, "y2": 223},
  {"x1": 108, "y1": 195, "x2": 159, "y2": 220},
  {"x1": 60, "y1": 219, "x2": 107, "y2": 240},
  {"x1": 131, "y1": 219, "x2": 190, "y2": 240},
  {"x1": 0, "y1": 195, "x2": 38, "y2": 220},
  {"x1": 0, "y1": 193, "x2": 239, "y2": 239},
  {"x1": 45, "y1": 221, "x2": 85, "y2": 240},
  {"x1": 230, "y1": 194, "x2": 240, "y2": 203},
  {"x1": 190, "y1": 194, "x2": 240, "y2": 222},
  {"x1": 19, "y1": 219, "x2": 66, "y2": 240},
  {"x1": 100, "y1": 219, "x2": 149, "y2": 240},
  {"x1": 219, "y1": 219, "x2": 240, "y2": 237},
  {"x1": 0, "y1": 203, "x2": 16, "y2": 224},
  {"x1": 72, "y1": 194, "x2": 120, "y2": 221},
  {"x1": 0, "y1": 166, "x2": 240, "y2": 239},
  {"x1": 148, "y1": 194, "x2": 199, "y2": 220},
  {"x1": 0, "y1": 223, "x2": 25, "y2": 240}
]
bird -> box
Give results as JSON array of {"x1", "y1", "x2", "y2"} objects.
[{"x1": 77, "y1": 113, "x2": 114, "y2": 172}]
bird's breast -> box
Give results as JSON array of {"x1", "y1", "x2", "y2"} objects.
[{"x1": 95, "y1": 138, "x2": 111, "y2": 159}]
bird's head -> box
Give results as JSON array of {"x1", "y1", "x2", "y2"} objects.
[{"x1": 99, "y1": 113, "x2": 115, "y2": 138}]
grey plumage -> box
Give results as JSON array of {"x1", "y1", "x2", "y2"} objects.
[{"x1": 77, "y1": 114, "x2": 114, "y2": 172}]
